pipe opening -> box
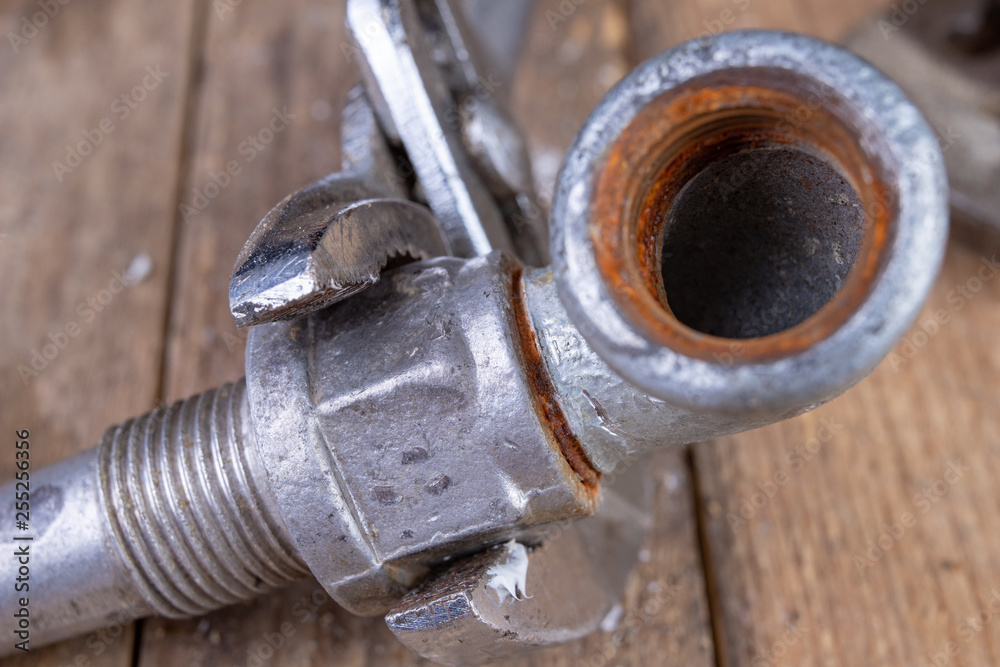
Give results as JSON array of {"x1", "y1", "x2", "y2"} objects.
[
  {"x1": 659, "y1": 146, "x2": 865, "y2": 338},
  {"x1": 591, "y1": 68, "x2": 896, "y2": 362}
]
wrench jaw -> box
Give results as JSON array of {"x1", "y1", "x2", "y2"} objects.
[
  {"x1": 228, "y1": 190, "x2": 451, "y2": 327},
  {"x1": 228, "y1": 89, "x2": 452, "y2": 329}
]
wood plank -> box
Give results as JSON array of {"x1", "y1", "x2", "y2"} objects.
[
  {"x1": 0, "y1": 0, "x2": 198, "y2": 663},
  {"x1": 627, "y1": 0, "x2": 1000, "y2": 665},
  {"x1": 138, "y1": 0, "x2": 716, "y2": 664},
  {"x1": 18, "y1": 0, "x2": 982, "y2": 665},
  {"x1": 137, "y1": 0, "x2": 375, "y2": 663},
  {"x1": 628, "y1": 0, "x2": 881, "y2": 53},
  {"x1": 694, "y1": 242, "x2": 1000, "y2": 666}
]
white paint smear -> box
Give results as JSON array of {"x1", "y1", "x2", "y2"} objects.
[{"x1": 486, "y1": 540, "x2": 531, "y2": 602}]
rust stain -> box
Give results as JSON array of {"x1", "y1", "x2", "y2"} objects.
[
  {"x1": 590, "y1": 68, "x2": 896, "y2": 363},
  {"x1": 510, "y1": 269, "x2": 601, "y2": 492}
]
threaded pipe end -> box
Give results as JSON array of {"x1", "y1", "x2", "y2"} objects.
[{"x1": 98, "y1": 379, "x2": 308, "y2": 618}]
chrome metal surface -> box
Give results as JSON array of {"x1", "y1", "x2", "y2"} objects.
[
  {"x1": 0, "y1": 26, "x2": 950, "y2": 664},
  {"x1": 0, "y1": 450, "x2": 153, "y2": 651},
  {"x1": 229, "y1": 192, "x2": 450, "y2": 327},
  {"x1": 523, "y1": 269, "x2": 790, "y2": 474},
  {"x1": 346, "y1": 0, "x2": 548, "y2": 265},
  {"x1": 98, "y1": 380, "x2": 306, "y2": 618},
  {"x1": 245, "y1": 254, "x2": 598, "y2": 616},
  {"x1": 229, "y1": 87, "x2": 451, "y2": 327},
  {"x1": 347, "y1": 0, "x2": 513, "y2": 258}
]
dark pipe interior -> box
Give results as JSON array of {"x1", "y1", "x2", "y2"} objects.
[{"x1": 660, "y1": 146, "x2": 865, "y2": 339}]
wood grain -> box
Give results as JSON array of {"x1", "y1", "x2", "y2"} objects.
[
  {"x1": 694, "y1": 243, "x2": 1000, "y2": 667},
  {"x1": 0, "y1": 0, "x2": 198, "y2": 664},
  {"x1": 3, "y1": 0, "x2": 995, "y2": 665}
]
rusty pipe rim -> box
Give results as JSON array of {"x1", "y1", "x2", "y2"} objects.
[
  {"x1": 551, "y1": 31, "x2": 948, "y2": 413},
  {"x1": 591, "y1": 70, "x2": 892, "y2": 362}
]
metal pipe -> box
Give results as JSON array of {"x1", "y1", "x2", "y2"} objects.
[
  {"x1": 0, "y1": 382, "x2": 307, "y2": 650},
  {"x1": 2, "y1": 449, "x2": 153, "y2": 649},
  {"x1": 0, "y1": 30, "x2": 948, "y2": 659}
]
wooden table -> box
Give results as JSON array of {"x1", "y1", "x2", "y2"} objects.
[{"x1": 2, "y1": 0, "x2": 998, "y2": 664}]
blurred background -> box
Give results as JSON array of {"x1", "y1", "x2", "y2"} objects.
[{"x1": 1, "y1": 0, "x2": 998, "y2": 665}]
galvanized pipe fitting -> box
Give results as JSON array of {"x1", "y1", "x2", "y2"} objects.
[
  {"x1": 552, "y1": 31, "x2": 948, "y2": 414},
  {"x1": 0, "y1": 30, "x2": 948, "y2": 661}
]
